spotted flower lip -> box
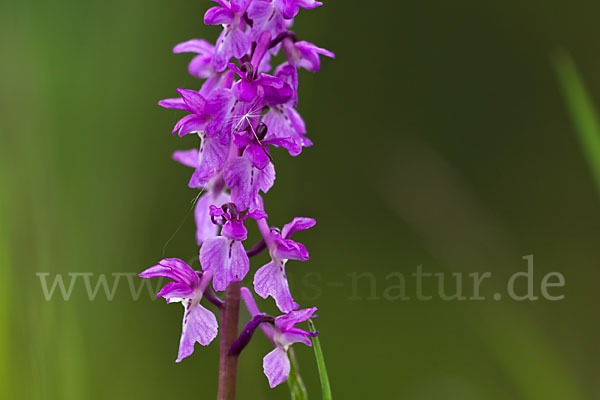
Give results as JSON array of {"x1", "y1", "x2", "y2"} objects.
[
  {"x1": 223, "y1": 147, "x2": 276, "y2": 211},
  {"x1": 139, "y1": 259, "x2": 218, "y2": 362}
]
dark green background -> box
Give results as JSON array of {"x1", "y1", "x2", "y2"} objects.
[{"x1": 1, "y1": 0, "x2": 599, "y2": 398}]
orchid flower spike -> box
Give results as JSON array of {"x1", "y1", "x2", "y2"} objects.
[{"x1": 144, "y1": 0, "x2": 333, "y2": 391}]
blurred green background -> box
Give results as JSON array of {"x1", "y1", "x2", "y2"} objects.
[{"x1": 2, "y1": 0, "x2": 600, "y2": 398}]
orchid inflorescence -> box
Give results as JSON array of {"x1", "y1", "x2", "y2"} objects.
[{"x1": 139, "y1": 0, "x2": 334, "y2": 391}]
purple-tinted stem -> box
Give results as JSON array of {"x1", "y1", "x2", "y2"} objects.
[
  {"x1": 240, "y1": 287, "x2": 277, "y2": 344},
  {"x1": 217, "y1": 281, "x2": 241, "y2": 400},
  {"x1": 246, "y1": 238, "x2": 267, "y2": 257},
  {"x1": 228, "y1": 314, "x2": 274, "y2": 356},
  {"x1": 204, "y1": 286, "x2": 225, "y2": 309},
  {"x1": 269, "y1": 31, "x2": 297, "y2": 49},
  {"x1": 256, "y1": 218, "x2": 275, "y2": 251}
]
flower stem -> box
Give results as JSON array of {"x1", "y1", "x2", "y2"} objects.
[{"x1": 217, "y1": 281, "x2": 241, "y2": 400}]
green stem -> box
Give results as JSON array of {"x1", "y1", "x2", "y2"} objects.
[
  {"x1": 217, "y1": 281, "x2": 241, "y2": 400},
  {"x1": 287, "y1": 347, "x2": 308, "y2": 400},
  {"x1": 308, "y1": 319, "x2": 332, "y2": 400}
]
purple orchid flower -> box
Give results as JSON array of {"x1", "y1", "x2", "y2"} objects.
[
  {"x1": 282, "y1": 38, "x2": 335, "y2": 72},
  {"x1": 139, "y1": 259, "x2": 218, "y2": 362},
  {"x1": 233, "y1": 121, "x2": 302, "y2": 167},
  {"x1": 260, "y1": 63, "x2": 312, "y2": 154},
  {"x1": 158, "y1": 87, "x2": 235, "y2": 145},
  {"x1": 254, "y1": 217, "x2": 315, "y2": 312},
  {"x1": 173, "y1": 39, "x2": 216, "y2": 79},
  {"x1": 277, "y1": 0, "x2": 323, "y2": 19},
  {"x1": 200, "y1": 203, "x2": 267, "y2": 291},
  {"x1": 223, "y1": 147, "x2": 275, "y2": 211},
  {"x1": 241, "y1": 287, "x2": 318, "y2": 388},
  {"x1": 194, "y1": 190, "x2": 231, "y2": 244},
  {"x1": 172, "y1": 147, "x2": 231, "y2": 244},
  {"x1": 204, "y1": 0, "x2": 252, "y2": 72},
  {"x1": 172, "y1": 136, "x2": 229, "y2": 189},
  {"x1": 228, "y1": 32, "x2": 293, "y2": 104},
  {"x1": 173, "y1": 39, "x2": 238, "y2": 97},
  {"x1": 247, "y1": 0, "x2": 323, "y2": 40},
  {"x1": 247, "y1": 0, "x2": 288, "y2": 41}
]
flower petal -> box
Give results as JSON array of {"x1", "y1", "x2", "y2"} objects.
[
  {"x1": 177, "y1": 302, "x2": 219, "y2": 362},
  {"x1": 200, "y1": 236, "x2": 249, "y2": 291},
  {"x1": 273, "y1": 235, "x2": 309, "y2": 261},
  {"x1": 213, "y1": 27, "x2": 250, "y2": 72},
  {"x1": 158, "y1": 97, "x2": 189, "y2": 111},
  {"x1": 204, "y1": 6, "x2": 235, "y2": 25},
  {"x1": 223, "y1": 155, "x2": 275, "y2": 211},
  {"x1": 205, "y1": 88, "x2": 237, "y2": 142},
  {"x1": 279, "y1": 331, "x2": 313, "y2": 346},
  {"x1": 262, "y1": 104, "x2": 308, "y2": 155},
  {"x1": 195, "y1": 191, "x2": 230, "y2": 245},
  {"x1": 159, "y1": 258, "x2": 200, "y2": 286},
  {"x1": 274, "y1": 307, "x2": 317, "y2": 330},
  {"x1": 221, "y1": 219, "x2": 248, "y2": 241},
  {"x1": 139, "y1": 258, "x2": 199, "y2": 287},
  {"x1": 176, "y1": 88, "x2": 207, "y2": 113},
  {"x1": 188, "y1": 55, "x2": 214, "y2": 79},
  {"x1": 173, "y1": 39, "x2": 215, "y2": 55},
  {"x1": 246, "y1": 143, "x2": 271, "y2": 170},
  {"x1": 262, "y1": 136, "x2": 302, "y2": 156},
  {"x1": 254, "y1": 261, "x2": 298, "y2": 312},
  {"x1": 251, "y1": 31, "x2": 272, "y2": 70},
  {"x1": 230, "y1": 0, "x2": 251, "y2": 13},
  {"x1": 281, "y1": 217, "x2": 316, "y2": 238},
  {"x1": 157, "y1": 281, "x2": 195, "y2": 302},
  {"x1": 139, "y1": 265, "x2": 180, "y2": 281},
  {"x1": 234, "y1": 80, "x2": 258, "y2": 102},
  {"x1": 248, "y1": 0, "x2": 287, "y2": 40},
  {"x1": 295, "y1": 41, "x2": 335, "y2": 72},
  {"x1": 263, "y1": 347, "x2": 290, "y2": 388},
  {"x1": 173, "y1": 114, "x2": 208, "y2": 137},
  {"x1": 188, "y1": 133, "x2": 229, "y2": 188},
  {"x1": 245, "y1": 208, "x2": 268, "y2": 221},
  {"x1": 172, "y1": 148, "x2": 199, "y2": 169}
]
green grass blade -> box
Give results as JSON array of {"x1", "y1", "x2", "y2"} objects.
[
  {"x1": 287, "y1": 347, "x2": 308, "y2": 400},
  {"x1": 554, "y1": 49, "x2": 600, "y2": 195},
  {"x1": 0, "y1": 165, "x2": 12, "y2": 399},
  {"x1": 308, "y1": 319, "x2": 332, "y2": 400}
]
